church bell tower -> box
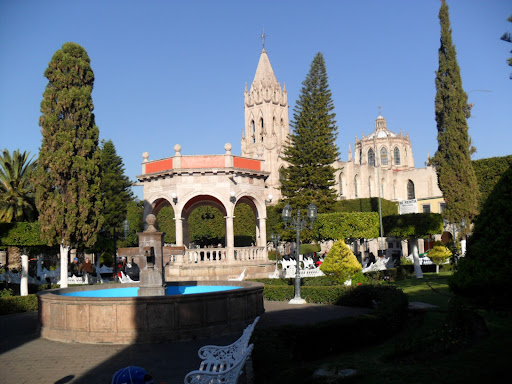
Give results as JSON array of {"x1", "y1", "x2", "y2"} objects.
[{"x1": 241, "y1": 47, "x2": 289, "y2": 201}]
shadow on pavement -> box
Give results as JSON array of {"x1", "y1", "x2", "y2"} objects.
[{"x1": 0, "y1": 301, "x2": 370, "y2": 383}]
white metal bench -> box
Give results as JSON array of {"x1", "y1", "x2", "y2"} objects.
[
  {"x1": 184, "y1": 344, "x2": 254, "y2": 384},
  {"x1": 197, "y1": 316, "x2": 259, "y2": 363}
]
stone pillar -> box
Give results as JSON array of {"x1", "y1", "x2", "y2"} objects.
[
  {"x1": 60, "y1": 244, "x2": 70, "y2": 288},
  {"x1": 258, "y1": 217, "x2": 267, "y2": 247},
  {"x1": 138, "y1": 214, "x2": 165, "y2": 296},
  {"x1": 20, "y1": 255, "x2": 28, "y2": 296},
  {"x1": 174, "y1": 216, "x2": 183, "y2": 247},
  {"x1": 225, "y1": 215, "x2": 235, "y2": 262},
  {"x1": 224, "y1": 143, "x2": 233, "y2": 167},
  {"x1": 173, "y1": 144, "x2": 182, "y2": 168}
]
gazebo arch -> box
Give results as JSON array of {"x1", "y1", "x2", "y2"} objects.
[{"x1": 137, "y1": 143, "x2": 274, "y2": 280}]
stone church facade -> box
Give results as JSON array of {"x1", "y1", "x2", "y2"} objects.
[{"x1": 241, "y1": 49, "x2": 445, "y2": 214}]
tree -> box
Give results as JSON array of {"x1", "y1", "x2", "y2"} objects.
[
  {"x1": 0, "y1": 149, "x2": 37, "y2": 223},
  {"x1": 280, "y1": 52, "x2": 339, "y2": 213},
  {"x1": 0, "y1": 149, "x2": 38, "y2": 271},
  {"x1": 156, "y1": 205, "x2": 176, "y2": 244},
  {"x1": 99, "y1": 139, "x2": 133, "y2": 239},
  {"x1": 34, "y1": 42, "x2": 103, "y2": 287},
  {"x1": 320, "y1": 239, "x2": 362, "y2": 284},
  {"x1": 427, "y1": 241, "x2": 452, "y2": 274},
  {"x1": 501, "y1": 15, "x2": 512, "y2": 79},
  {"x1": 431, "y1": 1, "x2": 479, "y2": 234},
  {"x1": 118, "y1": 199, "x2": 144, "y2": 248},
  {"x1": 449, "y1": 163, "x2": 512, "y2": 308},
  {"x1": 383, "y1": 213, "x2": 444, "y2": 278}
]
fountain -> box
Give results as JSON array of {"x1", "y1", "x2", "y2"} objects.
[{"x1": 37, "y1": 215, "x2": 264, "y2": 344}]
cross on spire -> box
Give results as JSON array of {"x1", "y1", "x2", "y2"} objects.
[
  {"x1": 378, "y1": 105, "x2": 382, "y2": 116},
  {"x1": 260, "y1": 29, "x2": 267, "y2": 49}
]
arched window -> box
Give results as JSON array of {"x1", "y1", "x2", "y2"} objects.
[
  {"x1": 339, "y1": 174, "x2": 343, "y2": 196},
  {"x1": 394, "y1": 147, "x2": 400, "y2": 165},
  {"x1": 381, "y1": 147, "x2": 388, "y2": 166},
  {"x1": 368, "y1": 176, "x2": 372, "y2": 197},
  {"x1": 354, "y1": 175, "x2": 359, "y2": 198},
  {"x1": 407, "y1": 180, "x2": 415, "y2": 200},
  {"x1": 368, "y1": 148, "x2": 375, "y2": 167},
  {"x1": 252, "y1": 120, "x2": 256, "y2": 143},
  {"x1": 260, "y1": 118, "x2": 264, "y2": 142}
]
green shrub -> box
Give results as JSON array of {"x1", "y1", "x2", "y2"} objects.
[
  {"x1": 1, "y1": 288, "x2": 14, "y2": 297},
  {"x1": 0, "y1": 294, "x2": 38, "y2": 315},
  {"x1": 252, "y1": 283, "x2": 409, "y2": 383},
  {"x1": 299, "y1": 243, "x2": 320, "y2": 254},
  {"x1": 337, "y1": 284, "x2": 408, "y2": 327},
  {"x1": 267, "y1": 250, "x2": 280, "y2": 261},
  {"x1": 320, "y1": 239, "x2": 362, "y2": 284},
  {"x1": 314, "y1": 211, "x2": 380, "y2": 240},
  {"x1": 450, "y1": 163, "x2": 512, "y2": 308}
]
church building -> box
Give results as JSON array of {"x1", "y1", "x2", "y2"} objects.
[{"x1": 241, "y1": 48, "x2": 445, "y2": 215}]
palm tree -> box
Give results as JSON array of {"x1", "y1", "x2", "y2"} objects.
[
  {"x1": 0, "y1": 149, "x2": 37, "y2": 223},
  {"x1": 0, "y1": 149, "x2": 37, "y2": 271}
]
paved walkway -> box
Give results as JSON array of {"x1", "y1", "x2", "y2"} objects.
[{"x1": 0, "y1": 301, "x2": 370, "y2": 384}]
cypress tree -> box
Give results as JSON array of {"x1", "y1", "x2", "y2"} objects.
[
  {"x1": 99, "y1": 139, "x2": 133, "y2": 237},
  {"x1": 280, "y1": 52, "x2": 339, "y2": 213},
  {"x1": 431, "y1": 1, "x2": 478, "y2": 229},
  {"x1": 35, "y1": 42, "x2": 103, "y2": 286},
  {"x1": 501, "y1": 15, "x2": 512, "y2": 79}
]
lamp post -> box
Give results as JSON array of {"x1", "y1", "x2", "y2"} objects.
[
  {"x1": 282, "y1": 202, "x2": 317, "y2": 304},
  {"x1": 270, "y1": 233, "x2": 281, "y2": 271}
]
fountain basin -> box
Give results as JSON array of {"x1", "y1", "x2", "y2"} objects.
[{"x1": 37, "y1": 281, "x2": 264, "y2": 344}]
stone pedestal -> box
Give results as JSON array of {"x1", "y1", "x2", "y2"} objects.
[
  {"x1": 137, "y1": 214, "x2": 166, "y2": 296},
  {"x1": 138, "y1": 269, "x2": 165, "y2": 296}
]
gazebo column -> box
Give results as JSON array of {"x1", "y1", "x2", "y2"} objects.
[
  {"x1": 257, "y1": 217, "x2": 267, "y2": 246},
  {"x1": 174, "y1": 216, "x2": 184, "y2": 264},
  {"x1": 225, "y1": 215, "x2": 235, "y2": 262},
  {"x1": 174, "y1": 216, "x2": 184, "y2": 246}
]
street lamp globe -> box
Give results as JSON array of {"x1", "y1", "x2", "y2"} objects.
[{"x1": 282, "y1": 203, "x2": 292, "y2": 223}]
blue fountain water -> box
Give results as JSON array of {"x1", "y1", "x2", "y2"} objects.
[{"x1": 60, "y1": 285, "x2": 241, "y2": 298}]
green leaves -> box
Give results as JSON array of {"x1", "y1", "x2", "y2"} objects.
[
  {"x1": 314, "y1": 212, "x2": 380, "y2": 240},
  {"x1": 0, "y1": 149, "x2": 37, "y2": 223},
  {"x1": 433, "y1": 1, "x2": 479, "y2": 225},
  {"x1": 35, "y1": 42, "x2": 102, "y2": 248},
  {"x1": 99, "y1": 139, "x2": 133, "y2": 237},
  {"x1": 280, "y1": 52, "x2": 339, "y2": 213},
  {"x1": 382, "y1": 213, "x2": 444, "y2": 239}
]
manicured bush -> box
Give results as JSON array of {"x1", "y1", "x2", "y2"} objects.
[
  {"x1": 0, "y1": 294, "x2": 38, "y2": 315},
  {"x1": 320, "y1": 239, "x2": 362, "y2": 283},
  {"x1": 337, "y1": 284, "x2": 409, "y2": 328},
  {"x1": 334, "y1": 197, "x2": 398, "y2": 216},
  {"x1": 252, "y1": 284, "x2": 409, "y2": 383},
  {"x1": 450, "y1": 163, "x2": 512, "y2": 308},
  {"x1": 428, "y1": 241, "x2": 452, "y2": 273},
  {"x1": 299, "y1": 243, "x2": 320, "y2": 254},
  {"x1": 314, "y1": 211, "x2": 380, "y2": 240},
  {"x1": 472, "y1": 155, "x2": 512, "y2": 212}
]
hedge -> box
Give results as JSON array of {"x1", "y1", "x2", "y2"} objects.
[
  {"x1": 314, "y1": 211, "x2": 380, "y2": 240},
  {"x1": 334, "y1": 197, "x2": 399, "y2": 216},
  {"x1": 472, "y1": 155, "x2": 512, "y2": 212},
  {"x1": 383, "y1": 212, "x2": 443, "y2": 238},
  {"x1": 0, "y1": 295, "x2": 38, "y2": 315},
  {"x1": 252, "y1": 284, "x2": 409, "y2": 383}
]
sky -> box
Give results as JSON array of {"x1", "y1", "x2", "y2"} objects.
[{"x1": 1, "y1": 0, "x2": 510, "y2": 199}]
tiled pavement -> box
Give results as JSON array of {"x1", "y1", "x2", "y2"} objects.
[{"x1": 0, "y1": 301, "x2": 370, "y2": 384}]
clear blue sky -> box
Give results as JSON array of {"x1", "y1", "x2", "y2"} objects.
[{"x1": 1, "y1": 0, "x2": 510, "y2": 199}]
